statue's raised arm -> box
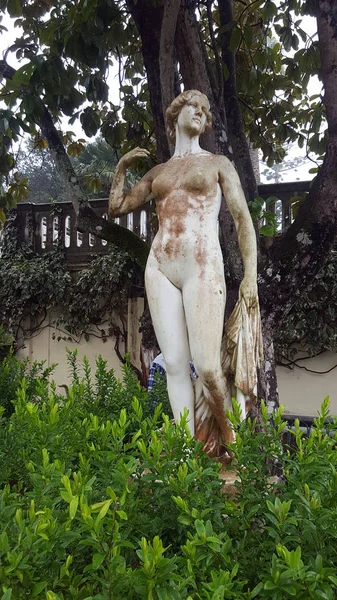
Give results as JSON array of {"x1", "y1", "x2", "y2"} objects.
[{"x1": 108, "y1": 147, "x2": 163, "y2": 217}]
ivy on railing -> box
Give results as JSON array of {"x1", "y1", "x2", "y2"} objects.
[{"x1": 0, "y1": 211, "x2": 140, "y2": 350}]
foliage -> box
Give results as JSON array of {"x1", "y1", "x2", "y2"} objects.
[
  {"x1": 0, "y1": 248, "x2": 72, "y2": 332},
  {"x1": 0, "y1": 350, "x2": 55, "y2": 419},
  {"x1": 0, "y1": 218, "x2": 138, "y2": 344},
  {"x1": 73, "y1": 137, "x2": 119, "y2": 197},
  {"x1": 15, "y1": 140, "x2": 68, "y2": 204},
  {"x1": 73, "y1": 137, "x2": 140, "y2": 197},
  {"x1": 0, "y1": 325, "x2": 13, "y2": 348},
  {"x1": 57, "y1": 249, "x2": 137, "y2": 340},
  {"x1": 261, "y1": 144, "x2": 309, "y2": 183},
  {"x1": 249, "y1": 195, "x2": 281, "y2": 237},
  {"x1": 0, "y1": 0, "x2": 327, "y2": 213},
  {"x1": 0, "y1": 355, "x2": 337, "y2": 598},
  {"x1": 0, "y1": 325, "x2": 14, "y2": 362},
  {"x1": 275, "y1": 251, "x2": 337, "y2": 359}
]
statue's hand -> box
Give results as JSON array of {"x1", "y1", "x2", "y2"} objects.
[
  {"x1": 119, "y1": 147, "x2": 150, "y2": 169},
  {"x1": 239, "y1": 277, "x2": 258, "y2": 309}
]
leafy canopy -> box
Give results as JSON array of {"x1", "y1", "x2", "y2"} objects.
[{"x1": 0, "y1": 0, "x2": 325, "y2": 219}]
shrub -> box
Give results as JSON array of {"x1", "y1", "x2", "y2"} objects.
[{"x1": 0, "y1": 354, "x2": 337, "y2": 598}]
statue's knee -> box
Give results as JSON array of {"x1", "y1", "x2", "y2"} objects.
[{"x1": 165, "y1": 356, "x2": 189, "y2": 378}]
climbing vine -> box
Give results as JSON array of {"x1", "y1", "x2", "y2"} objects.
[
  {"x1": 1, "y1": 209, "x2": 337, "y2": 373},
  {"x1": 275, "y1": 251, "x2": 337, "y2": 363},
  {"x1": 0, "y1": 213, "x2": 139, "y2": 350}
]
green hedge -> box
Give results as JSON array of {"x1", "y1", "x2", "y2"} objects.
[{"x1": 0, "y1": 353, "x2": 337, "y2": 599}]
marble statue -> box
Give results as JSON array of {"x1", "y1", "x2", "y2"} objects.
[{"x1": 109, "y1": 90, "x2": 263, "y2": 458}]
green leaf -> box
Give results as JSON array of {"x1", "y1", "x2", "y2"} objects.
[
  {"x1": 46, "y1": 593, "x2": 61, "y2": 600},
  {"x1": 251, "y1": 582, "x2": 263, "y2": 598},
  {"x1": 0, "y1": 118, "x2": 9, "y2": 134},
  {"x1": 265, "y1": 195, "x2": 279, "y2": 207},
  {"x1": 6, "y1": 0, "x2": 22, "y2": 17},
  {"x1": 69, "y1": 496, "x2": 79, "y2": 520},
  {"x1": 22, "y1": 94, "x2": 44, "y2": 118},
  {"x1": 195, "y1": 519, "x2": 206, "y2": 537},
  {"x1": 92, "y1": 553, "x2": 105, "y2": 569},
  {"x1": 80, "y1": 108, "x2": 100, "y2": 137},
  {"x1": 229, "y1": 26, "x2": 241, "y2": 53},
  {"x1": 264, "y1": 1, "x2": 278, "y2": 19},
  {"x1": 12, "y1": 63, "x2": 35, "y2": 86},
  {"x1": 292, "y1": 34, "x2": 299, "y2": 50},
  {"x1": 178, "y1": 515, "x2": 193, "y2": 526},
  {"x1": 259, "y1": 224, "x2": 277, "y2": 237},
  {"x1": 116, "y1": 510, "x2": 128, "y2": 520},
  {"x1": 31, "y1": 582, "x2": 47, "y2": 596},
  {"x1": 102, "y1": 122, "x2": 126, "y2": 148},
  {"x1": 1, "y1": 590, "x2": 12, "y2": 600},
  {"x1": 94, "y1": 499, "x2": 113, "y2": 527}
]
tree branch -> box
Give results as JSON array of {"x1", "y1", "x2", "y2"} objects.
[
  {"x1": 0, "y1": 59, "x2": 150, "y2": 268},
  {"x1": 126, "y1": 0, "x2": 171, "y2": 163},
  {"x1": 316, "y1": 0, "x2": 337, "y2": 138},
  {"x1": 77, "y1": 205, "x2": 149, "y2": 269},
  {"x1": 159, "y1": 0, "x2": 181, "y2": 118},
  {"x1": 218, "y1": 0, "x2": 258, "y2": 203}
]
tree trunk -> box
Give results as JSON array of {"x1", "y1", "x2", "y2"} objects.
[
  {"x1": 159, "y1": 0, "x2": 181, "y2": 116},
  {"x1": 218, "y1": 0, "x2": 258, "y2": 203},
  {"x1": 126, "y1": 0, "x2": 171, "y2": 164}
]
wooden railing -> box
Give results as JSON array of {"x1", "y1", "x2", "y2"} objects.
[{"x1": 5, "y1": 181, "x2": 310, "y2": 265}]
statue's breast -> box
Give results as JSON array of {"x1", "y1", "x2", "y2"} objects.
[{"x1": 152, "y1": 158, "x2": 217, "y2": 200}]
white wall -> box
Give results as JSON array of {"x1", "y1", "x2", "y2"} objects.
[
  {"x1": 17, "y1": 310, "x2": 126, "y2": 387},
  {"x1": 15, "y1": 306, "x2": 337, "y2": 418},
  {"x1": 277, "y1": 351, "x2": 337, "y2": 417}
]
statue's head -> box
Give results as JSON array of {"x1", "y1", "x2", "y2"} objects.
[{"x1": 166, "y1": 90, "x2": 212, "y2": 142}]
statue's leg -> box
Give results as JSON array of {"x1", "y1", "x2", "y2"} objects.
[
  {"x1": 145, "y1": 262, "x2": 195, "y2": 433},
  {"x1": 182, "y1": 273, "x2": 233, "y2": 450}
]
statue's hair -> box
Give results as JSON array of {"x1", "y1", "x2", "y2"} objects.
[{"x1": 166, "y1": 90, "x2": 212, "y2": 142}]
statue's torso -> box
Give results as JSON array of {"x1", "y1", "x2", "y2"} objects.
[{"x1": 148, "y1": 153, "x2": 224, "y2": 289}]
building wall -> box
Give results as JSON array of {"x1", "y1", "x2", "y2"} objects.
[
  {"x1": 17, "y1": 309, "x2": 127, "y2": 388},
  {"x1": 15, "y1": 305, "x2": 337, "y2": 417},
  {"x1": 277, "y1": 351, "x2": 337, "y2": 417}
]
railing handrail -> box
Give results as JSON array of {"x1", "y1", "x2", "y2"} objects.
[{"x1": 5, "y1": 181, "x2": 311, "y2": 265}]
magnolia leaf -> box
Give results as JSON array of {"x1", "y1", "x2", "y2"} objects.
[
  {"x1": 259, "y1": 224, "x2": 277, "y2": 237},
  {"x1": 6, "y1": 0, "x2": 22, "y2": 17},
  {"x1": 264, "y1": 1, "x2": 278, "y2": 20},
  {"x1": 80, "y1": 108, "x2": 101, "y2": 137},
  {"x1": 229, "y1": 26, "x2": 241, "y2": 53}
]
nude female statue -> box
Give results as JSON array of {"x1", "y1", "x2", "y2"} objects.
[{"x1": 109, "y1": 90, "x2": 259, "y2": 457}]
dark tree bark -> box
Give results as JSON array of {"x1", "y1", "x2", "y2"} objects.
[
  {"x1": 218, "y1": 0, "x2": 258, "y2": 203},
  {"x1": 175, "y1": 0, "x2": 234, "y2": 158},
  {"x1": 126, "y1": 0, "x2": 171, "y2": 163},
  {"x1": 159, "y1": 0, "x2": 181, "y2": 116}
]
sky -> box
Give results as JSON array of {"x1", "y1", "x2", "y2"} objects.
[{"x1": 0, "y1": 9, "x2": 322, "y2": 184}]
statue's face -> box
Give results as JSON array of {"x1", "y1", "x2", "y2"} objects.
[{"x1": 177, "y1": 94, "x2": 208, "y2": 136}]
